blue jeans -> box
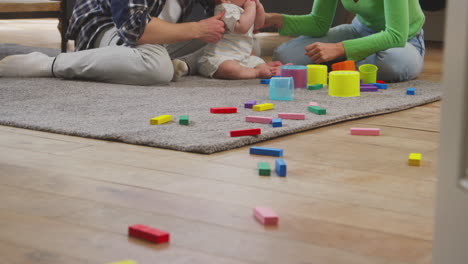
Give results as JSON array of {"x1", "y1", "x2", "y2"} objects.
[{"x1": 273, "y1": 17, "x2": 426, "y2": 82}]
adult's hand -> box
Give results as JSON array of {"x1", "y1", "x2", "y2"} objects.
[
  {"x1": 196, "y1": 11, "x2": 226, "y2": 43},
  {"x1": 305, "y1": 42, "x2": 345, "y2": 63}
]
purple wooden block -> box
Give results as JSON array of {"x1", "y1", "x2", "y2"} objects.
[
  {"x1": 244, "y1": 100, "x2": 257, "y2": 109},
  {"x1": 360, "y1": 86, "x2": 378, "y2": 92},
  {"x1": 360, "y1": 84, "x2": 378, "y2": 88}
]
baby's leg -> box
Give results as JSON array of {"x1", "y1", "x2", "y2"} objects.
[{"x1": 213, "y1": 60, "x2": 272, "y2": 79}]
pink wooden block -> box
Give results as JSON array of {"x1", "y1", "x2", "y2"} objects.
[
  {"x1": 308, "y1": 102, "x2": 319, "y2": 106},
  {"x1": 246, "y1": 116, "x2": 273, "y2": 124},
  {"x1": 253, "y1": 206, "x2": 279, "y2": 225},
  {"x1": 278, "y1": 113, "x2": 306, "y2": 120},
  {"x1": 350, "y1": 127, "x2": 380, "y2": 136}
]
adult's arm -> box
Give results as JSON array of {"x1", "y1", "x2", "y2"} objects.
[
  {"x1": 343, "y1": 0, "x2": 410, "y2": 61},
  {"x1": 278, "y1": 0, "x2": 339, "y2": 37}
]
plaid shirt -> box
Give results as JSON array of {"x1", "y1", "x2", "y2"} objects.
[{"x1": 67, "y1": 0, "x2": 214, "y2": 51}]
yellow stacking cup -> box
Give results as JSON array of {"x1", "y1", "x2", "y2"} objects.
[
  {"x1": 328, "y1": 71, "x2": 360, "y2": 97},
  {"x1": 307, "y1": 64, "x2": 328, "y2": 86},
  {"x1": 359, "y1": 64, "x2": 378, "y2": 84}
]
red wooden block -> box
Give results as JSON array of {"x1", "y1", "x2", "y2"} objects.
[
  {"x1": 210, "y1": 107, "x2": 237, "y2": 114},
  {"x1": 253, "y1": 206, "x2": 279, "y2": 225},
  {"x1": 230, "y1": 128, "x2": 261, "y2": 137},
  {"x1": 128, "y1": 224, "x2": 170, "y2": 244},
  {"x1": 376, "y1": 80, "x2": 385, "y2": 84}
]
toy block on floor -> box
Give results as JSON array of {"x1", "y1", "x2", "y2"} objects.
[
  {"x1": 150, "y1": 115, "x2": 172, "y2": 125},
  {"x1": 371, "y1": 83, "x2": 388, "y2": 89},
  {"x1": 407, "y1": 88, "x2": 415, "y2": 95},
  {"x1": 350, "y1": 127, "x2": 380, "y2": 136},
  {"x1": 278, "y1": 113, "x2": 306, "y2": 120},
  {"x1": 272, "y1": 118, "x2": 282, "y2": 127},
  {"x1": 128, "y1": 224, "x2": 170, "y2": 244},
  {"x1": 258, "y1": 162, "x2": 271, "y2": 176},
  {"x1": 250, "y1": 146, "x2": 283, "y2": 157},
  {"x1": 308, "y1": 106, "x2": 326, "y2": 115},
  {"x1": 260, "y1": 79, "x2": 270, "y2": 84},
  {"x1": 377, "y1": 80, "x2": 385, "y2": 84},
  {"x1": 244, "y1": 100, "x2": 257, "y2": 109},
  {"x1": 408, "y1": 153, "x2": 422, "y2": 166},
  {"x1": 360, "y1": 84, "x2": 378, "y2": 92},
  {"x1": 253, "y1": 103, "x2": 274, "y2": 111},
  {"x1": 246, "y1": 116, "x2": 273, "y2": 124},
  {"x1": 230, "y1": 128, "x2": 261, "y2": 137},
  {"x1": 253, "y1": 206, "x2": 278, "y2": 225},
  {"x1": 179, "y1": 115, "x2": 189, "y2": 125},
  {"x1": 307, "y1": 84, "x2": 323, "y2": 90},
  {"x1": 308, "y1": 102, "x2": 319, "y2": 106},
  {"x1": 275, "y1": 158, "x2": 287, "y2": 177},
  {"x1": 105, "y1": 260, "x2": 138, "y2": 264},
  {"x1": 210, "y1": 107, "x2": 237, "y2": 114}
]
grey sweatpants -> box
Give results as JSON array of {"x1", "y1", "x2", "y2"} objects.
[{"x1": 53, "y1": 26, "x2": 206, "y2": 85}]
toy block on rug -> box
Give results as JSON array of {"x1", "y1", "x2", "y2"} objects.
[
  {"x1": 278, "y1": 113, "x2": 306, "y2": 120},
  {"x1": 350, "y1": 128, "x2": 380, "y2": 136},
  {"x1": 210, "y1": 107, "x2": 237, "y2": 114},
  {"x1": 150, "y1": 115, "x2": 172, "y2": 125},
  {"x1": 275, "y1": 158, "x2": 287, "y2": 177},
  {"x1": 250, "y1": 146, "x2": 283, "y2": 157},
  {"x1": 253, "y1": 103, "x2": 274, "y2": 111},
  {"x1": 253, "y1": 206, "x2": 279, "y2": 225},
  {"x1": 258, "y1": 162, "x2": 271, "y2": 176},
  {"x1": 105, "y1": 260, "x2": 138, "y2": 264},
  {"x1": 244, "y1": 100, "x2": 257, "y2": 109},
  {"x1": 179, "y1": 115, "x2": 189, "y2": 125},
  {"x1": 408, "y1": 153, "x2": 422, "y2": 166},
  {"x1": 230, "y1": 128, "x2": 261, "y2": 137},
  {"x1": 246, "y1": 116, "x2": 273, "y2": 124},
  {"x1": 308, "y1": 106, "x2": 326, "y2": 115},
  {"x1": 272, "y1": 118, "x2": 282, "y2": 127},
  {"x1": 407, "y1": 88, "x2": 416, "y2": 95},
  {"x1": 128, "y1": 224, "x2": 170, "y2": 244}
]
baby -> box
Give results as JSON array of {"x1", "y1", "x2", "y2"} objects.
[{"x1": 197, "y1": 0, "x2": 282, "y2": 79}]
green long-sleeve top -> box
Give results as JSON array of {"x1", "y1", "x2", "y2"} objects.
[{"x1": 279, "y1": 0, "x2": 425, "y2": 61}]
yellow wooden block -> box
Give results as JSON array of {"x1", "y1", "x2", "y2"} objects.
[
  {"x1": 253, "y1": 103, "x2": 274, "y2": 111},
  {"x1": 150, "y1": 115, "x2": 172, "y2": 125},
  {"x1": 105, "y1": 260, "x2": 138, "y2": 264},
  {"x1": 408, "y1": 153, "x2": 422, "y2": 166}
]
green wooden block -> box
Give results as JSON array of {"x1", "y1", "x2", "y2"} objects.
[
  {"x1": 179, "y1": 115, "x2": 189, "y2": 125},
  {"x1": 308, "y1": 106, "x2": 326, "y2": 115},
  {"x1": 257, "y1": 162, "x2": 271, "y2": 176},
  {"x1": 307, "y1": 84, "x2": 323, "y2": 90}
]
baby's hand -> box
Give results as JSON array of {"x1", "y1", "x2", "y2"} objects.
[{"x1": 244, "y1": 0, "x2": 256, "y2": 10}]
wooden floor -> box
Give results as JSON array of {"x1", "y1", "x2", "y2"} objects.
[{"x1": 0, "y1": 19, "x2": 444, "y2": 264}]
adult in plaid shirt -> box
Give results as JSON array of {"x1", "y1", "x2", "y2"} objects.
[{"x1": 0, "y1": 0, "x2": 226, "y2": 85}]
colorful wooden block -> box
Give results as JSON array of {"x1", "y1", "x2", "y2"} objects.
[
  {"x1": 371, "y1": 83, "x2": 388, "y2": 89},
  {"x1": 246, "y1": 116, "x2": 273, "y2": 124},
  {"x1": 360, "y1": 85, "x2": 378, "y2": 92},
  {"x1": 407, "y1": 88, "x2": 415, "y2": 95},
  {"x1": 275, "y1": 158, "x2": 287, "y2": 177},
  {"x1": 244, "y1": 100, "x2": 257, "y2": 109},
  {"x1": 308, "y1": 106, "x2": 326, "y2": 115},
  {"x1": 253, "y1": 206, "x2": 279, "y2": 225},
  {"x1": 179, "y1": 115, "x2": 189, "y2": 125},
  {"x1": 249, "y1": 146, "x2": 283, "y2": 157},
  {"x1": 105, "y1": 260, "x2": 138, "y2": 264},
  {"x1": 260, "y1": 79, "x2": 270, "y2": 84},
  {"x1": 128, "y1": 224, "x2": 170, "y2": 244},
  {"x1": 230, "y1": 128, "x2": 261, "y2": 137},
  {"x1": 307, "y1": 84, "x2": 323, "y2": 90},
  {"x1": 350, "y1": 127, "x2": 380, "y2": 136},
  {"x1": 253, "y1": 103, "x2": 274, "y2": 112},
  {"x1": 408, "y1": 153, "x2": 422, "y2": 166},
  {"x1": 150, "y1": 115, "x2": 172, "y2": 125},
  {"x1": 278, "y1": 113, "x2": 306, "y2": 120},
  {"x1": 308, "y1": 102, "x2": 319, "y2": 106},
  {"x1": 210, "y1": 107, "x2": 237, "y2": 114},
  {"x1": 377, "y1": 80, "x2": 385, "y2": 84},
  {"x1": 258, "y1": 162, "x2": 271, "y2": 176},
  {"x1": 272, "y1": 118, "x2": 282, "y2": 127}
]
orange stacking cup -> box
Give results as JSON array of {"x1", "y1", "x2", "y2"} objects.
[{"x1": 331, "y1": 60, "x2": 356, "y2": 71}]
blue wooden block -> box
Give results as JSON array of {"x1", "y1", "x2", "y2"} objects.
[
  {"x1": 407, "y1": 87, "x2": 415, "y2": 95},
  {"x1": 275, "y1": 158, "x2": 287, "y2": 177},
  {"x1": 250, "y1": 146, "x2": 283, "y2": 157},
  {"x1": 371, "y1": 83, "x2": 388, "y2": 89},
  {"x1": 272, "y1": 118, "x2": 282, "y2": 128},
  {"x1": 261, "y1": 79, "x2": 270, "y2": 84}
]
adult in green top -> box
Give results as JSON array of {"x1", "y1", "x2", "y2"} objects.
[{"x1": 265, "y1": 0, "x2": 426, "y2": 82}]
